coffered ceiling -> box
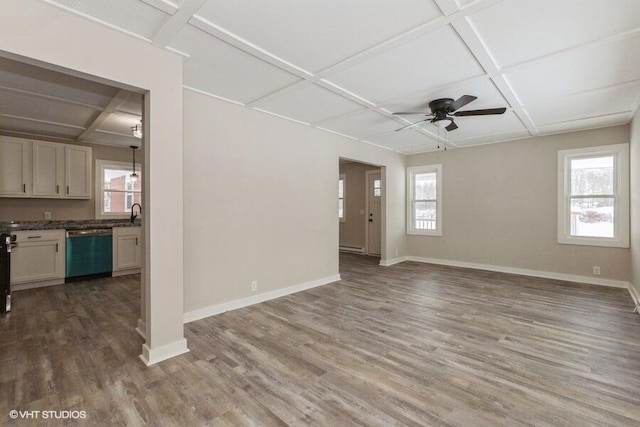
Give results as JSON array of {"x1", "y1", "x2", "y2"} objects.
[{"x1": 20, "y1": 0, "x2": 640, "y2": 152}]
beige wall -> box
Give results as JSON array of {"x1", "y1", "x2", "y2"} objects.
[
  {"x1": 630, "y1": 110, "x2": 640, "y2": 300},
  {"x1": 407, "y1": 126, "x2": 631, "y2": 283},
  {"x1": 0, "y1": 141, "x2": 140, "y2": 221},
  {"x1": 1, "y1": 0, "x2": 186, "y2": 363},
  {"x1": 183, "y1": 90, "x2": 406, "y2": 314},
  {"x1": 339, "y1": 162, "x2": 380, "y2": 250}
]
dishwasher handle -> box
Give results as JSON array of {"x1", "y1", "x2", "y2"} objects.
[{"x1": 66, "y1": 229, "x2": 112, "y2": 237}]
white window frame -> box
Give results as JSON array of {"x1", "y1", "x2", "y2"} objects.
[
  {"x1": 557, "y1": 143, "x2": 629, "y2": 248},
  {"x1": 95, "y1": 159, "x2": 142, "y2": 220},
  {"x1": 407, "y1": 164, "x2": 442, "y2": 236},
  {"x1": 338, "y1": 174, "x2": 346, "y2": 222}
]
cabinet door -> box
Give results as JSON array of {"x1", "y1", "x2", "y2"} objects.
[
  {"x1": 11, "y1": 233, "x2": 65, "y2": 284},
  {"x1": 32, "y1": 141, "x2": 64, "y2": 197},
  {"x1": 0, "y1": 137, "x2": 30, "y2": 197},
  {"x1": 113, "y1": 227, "x2": 142, "y2": 271},
  {"x1": 65, "y1": 145, "x2": 91, "y2": 198}
]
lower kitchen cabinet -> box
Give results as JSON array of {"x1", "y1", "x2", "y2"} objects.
[
  {"x1": 112, "y1": 226, "x2": 141, "y2": 275},
  {"x1": 11, "y1": 229, "x2": 65, "y2": 288}
]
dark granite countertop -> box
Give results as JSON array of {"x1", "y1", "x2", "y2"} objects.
[{"x1": 0, "y1": 219, "x2": 142, "y2": 234}]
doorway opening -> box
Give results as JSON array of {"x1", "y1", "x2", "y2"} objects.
[
  {"x1": 0, "y1": 52, "x2": 148, "y2": 345},
  {"x1": 338, "y1": 158, "x2": 383, "y2": 264}
]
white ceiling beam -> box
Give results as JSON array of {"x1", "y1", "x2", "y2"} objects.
[
  {"x1": 433, "y1": 0, "x2": 460, "y2": 17},
  {"x1": 152, "y1": 0, "x2": 209, "y2": 48},
  {"x1": 189, "y1": 16, "x2": 313, "y2": 79},
  {"x1": 77, "y1": 90, "x2": 132, "y2": 142},
  {"x1": 0, "y1": 130, "x2": 76, "y2": 143},
  {"x1": 0, "y1": 85, "x2": 104, "y2": 110},
  {"x1": 0, "y1": 113, "x2": 85, "y2": 130},
  {"x1": 139, "y1": 0, "x2": 179, "y2": 15},
  {"x1": 450, "y1": 17, "x2": 538, "y2": 135}
]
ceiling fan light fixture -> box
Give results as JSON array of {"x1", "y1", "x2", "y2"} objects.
[
  {"x1": 131, "y1": 123, "x2": 142, "y2": 138},
  {"x1": 432, "y1": 118, "x2": 453, "y2": 128}
]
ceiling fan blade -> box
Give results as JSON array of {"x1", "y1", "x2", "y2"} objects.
[
  {"x1": 454, "y1": 107, "x2": 507, "y2": 117},
  {"x1": 392, "y1": 111, "x2": 431, "y2": 116},
  {"x1": 395, "y1": 119, "x2": 428, "y2": 132},
  {"x1": 449, "y1": 95, "x2": 477, "y2": 112},
  {"x1": 445, "y1": 121, "x2": 458, "y2": 131}
]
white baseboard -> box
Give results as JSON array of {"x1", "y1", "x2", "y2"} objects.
[
  {"x1": 112, "y1": 268, "x2": 141, "y2": 277},
  {"x1": 406, "y1": 256, "x2": 630, "y2": 289},
  {"x1": 11, "y1": 278, "x2": 65, "y2": 291},
  {"x1": 139, "y1": 338, "x2": 189, "y2": 366},
  {"x1": 379, "y1": 256, "x2": 408, "y2": 267},
  {"x1": 135, "y1": 318, "x2": 146, "y2": 339},
  {"x1": 184, "y1": 274, "x2": 341, "y2": 324},
  {"x1": 629, "y1": 285, "x2": 640, "y2": 311}
]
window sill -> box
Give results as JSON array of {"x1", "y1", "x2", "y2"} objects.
[{"x1": 557, "y1": 236, "x2": 629, "y2": 249}]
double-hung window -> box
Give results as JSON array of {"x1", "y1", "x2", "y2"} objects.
[
  {"x1": 95, "y1": 159, "x2": 142, "y2": 219},
  {"x1": 407, "y1": 164, "x2": 442, "y2": 236},
  {"x1": 557, "y1": 144, "x2": 629, "y2": 247},
  {"x1": 338, "y1": 174, "x2": 345, "y2": 222}
]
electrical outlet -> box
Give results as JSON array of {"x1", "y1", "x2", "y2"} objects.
[
  {"x1": 251, "y1": 280, "x2": 258, "y2": 292},
  {"x1": 44, "y1": 212, "x2": 52, "y2": 220},
  {"x1": 593, "y1": 266, "x2": 601, "y2": 275}
]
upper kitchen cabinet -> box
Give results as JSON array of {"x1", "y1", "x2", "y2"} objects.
[
  {"x1": 31, "y1": 140, "x2": 91, "y2": 199},
  {"x1": 65, "y1": 145, "x2": 91, "y2": 198},
  {"x1": 0, "y1": 136, "x2": 31, "y2": 197}
]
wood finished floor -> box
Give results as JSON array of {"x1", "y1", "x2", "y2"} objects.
[{"x1": 1, "y1": 254, "x2": 640, "y2": 426}]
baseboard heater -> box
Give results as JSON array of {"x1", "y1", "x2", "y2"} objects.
[{"x1": 339, "y1": 246, "x2": 365, "y2": 254}]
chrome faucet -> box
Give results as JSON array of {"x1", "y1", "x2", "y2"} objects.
[{"x1": 130, "y1": 203, "x2": 142, "y2": 223}]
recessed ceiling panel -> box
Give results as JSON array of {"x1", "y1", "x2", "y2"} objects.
[
  {"x1": 47, "y1": 0, "x2": 171, "y2": 40},
  {"x1": 505, "y1": 35, "x2": 640, "y2": 105},
  {"x1": 255, "y1": 84, "x2": 363, "y2": 124},
  {"x1": 443, "y1": 110, "x2": 525, "y2": 141},
  {"x1": 195, "y1": 0, "x2": 443, "y2": 73},
  {"x1": 0, "y1": 116, "x2": 82, "y2": 140},
  {"x1": 84, "y1": 130, "x2": 141, "y2": 147},
  {"x1": 524, "y1": 82, "x2": 640, "y2": 126},
  {"x1": 95, "y1": 112, "x2": 142, "y2": 135},
  {"x1": 325, "y1": 26, "x2": 485, "y2": 104},
  {"x1": 0, "y1": 57, "x2": 118, "y2": 108},
  {"x1": 537, "y1": 112, "x2": 632, "y2": 135},
  {"x1": 452, "y1": 130, "x2": 530, "y2": 147},
  {"x1": 469, "y1": 0, "x2": 640, "y2": 68},
  {"x1": 170, "y1": 25, "x2": 300, "y2": 103},
  {"x1": 365, "y1": 129, "x2": 437, "y2": 152},
  {"x1": 0, "y1": 88, "x2": 98, "y2": 127},
  {"x1": 117, "y1": 94, "x2": 143, "y2": 116},
  {"x1": 320, "y1": 111, "x2": 402, "y2": 139}
]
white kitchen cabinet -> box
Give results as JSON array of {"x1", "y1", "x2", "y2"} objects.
[
  {"x1": 112, "y1": 226, "x2": 142, "y2": 275},
  {"x1": 0, "y1": 136, "x2": 31, "y2": 197},
  {"x1": 10, "y1": 229, "x2": 66, "y2": 288},
  {"x1": 32, "y1": 141, "x2": 64, "y2": 197},
  {"x1": 31, "y1": 141, "x2": 91, "y2": 199},
  {"x1": 65, "y1": 145, "x2": 92, "y2": 198}
]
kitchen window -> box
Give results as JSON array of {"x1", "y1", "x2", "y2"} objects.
[
  {"x1": 407, "y1": 164, "x2": 442, "y2": 236},
  {"x1": 95, "y1": 159, "x2": 141, "y2": 219},
  {"x1": 557, "y1": 144, "x2": 629, "y2": 248}
]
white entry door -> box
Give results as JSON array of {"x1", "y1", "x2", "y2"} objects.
[{"x1": 367, "y1": 171, "x2": 382, "y2": 256}]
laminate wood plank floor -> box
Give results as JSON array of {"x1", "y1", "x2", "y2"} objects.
[{"x1": 1, "y1": 254, "x2": 640, "y2": 426}]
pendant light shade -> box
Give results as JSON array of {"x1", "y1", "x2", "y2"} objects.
[{"x1": 130, "y1": 145, "x2": 139, "y2": 183}]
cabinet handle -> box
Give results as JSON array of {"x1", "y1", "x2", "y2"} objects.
[
  {"x1": 66, "y1": 185, "x2": 69, "y2": 194},
  {"x1": 56, "y1": 243, "x2": 59, "y2": 252},
  {"x1": 135, "y1": 237, "x2": 138, "y2": 246},
  {"x1": 23, "y1": 183, "x2": 26, "y2": 193},
  {"x1": 56, "y1": 185, "x2": 59, "y2": 194},
  {"x1": 27, "y1": 236, "x2": 42, "y2": 239}
]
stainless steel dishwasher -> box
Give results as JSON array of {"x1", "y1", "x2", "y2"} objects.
[{"x1": 65, "y1": 229, "x2": 112, "y2": 280}]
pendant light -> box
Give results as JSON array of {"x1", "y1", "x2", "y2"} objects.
[{"x1": 130, "y1": 145, "x2": 139, "y2": 183}]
